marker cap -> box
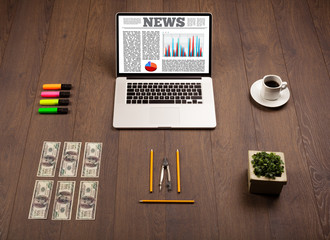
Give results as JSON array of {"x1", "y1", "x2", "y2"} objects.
[
  {"x1": 59, "y1": 92, "x2": 70, "y2": 98},
  {"x1": 61, "y1": 84, "x2": 72, "y2": 90},
  {"x1": 57, "y1": 108, "x2": 68, "y2": 114},
  {"x1": 59, "y1": 99, "x2": 69, "y2": 105}
]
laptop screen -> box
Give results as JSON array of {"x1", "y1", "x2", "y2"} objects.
[{"x1": 116, "y1": 13, "x2": 212, "y2": 77}]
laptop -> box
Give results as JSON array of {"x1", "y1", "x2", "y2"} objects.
[{"x1": 113, "y1": 13, "x2": 216, "y2": 128}]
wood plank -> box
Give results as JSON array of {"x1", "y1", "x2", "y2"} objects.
[
  {"x1": 163, "y1": 0, "x2": 200, "y2": 11},
  {"x1": 114, "y1": 131, "x2": 167, "y2": 240},
  {"x1": 237, "y1": 0, "x2": 325, "y2": 238},
  {"x1": 202, "y1": 0, "x2": 273, "y2": 239},
  {"x1": 307, "y1": 0, "x2": 330, "y2": 72},
  {"x1": 163, "y1": 0, "x2": 218, "y2": 239},
  {"x1": 164, "y1": 132, "x2": 219, "y2": 239},
  {"x1": 7, "y1": 0, "x2": 90, "y2": 239},
  {"x1": 57, "y1": 0, "x2": 125, "y2": 238},
  {"x1": 127, "y1": 0, "x2": 162, "y2": 12},
  {"x1": 0, "y1": 0, "x2": 19, "y2": 66},
  {"x1": 0, "y1": 0, "x2": 54, "y2": 239},
  {"x1": 272, "y1": 0, "x2": 330, "y2": 238},
  {"x1": 113, "y1": 1, "x2": 167, "y2": 240}
]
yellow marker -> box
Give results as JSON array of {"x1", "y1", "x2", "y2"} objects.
[
  {"x1": 150, "y1": 149, "x2": 153, "y2": 192},
  {"x1": 40, "y1": 99, "x2": 69, "y2": 106},
  {"x1": 176, "y1": 149, "x2": 181, "y2": 193},
  {"x1": 139, "y1": 200, "x2": 194, "y2": 204}
]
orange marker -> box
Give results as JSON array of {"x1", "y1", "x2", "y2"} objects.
[{"x1": 43, "y1": 84, "x2": 72, "y2": 90}]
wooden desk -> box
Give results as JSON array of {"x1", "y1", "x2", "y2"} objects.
[{"x1": 0, "y1": 0, "x2": 329, "y2": 239}]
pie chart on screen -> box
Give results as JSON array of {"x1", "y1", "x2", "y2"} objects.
[{"x1": 145, "y1": 61, "x2": 157, "y2": 72}]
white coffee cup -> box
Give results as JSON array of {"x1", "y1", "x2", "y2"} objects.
[{"x1": 260, "y1": 75, "x2": 287, "y2": 101}]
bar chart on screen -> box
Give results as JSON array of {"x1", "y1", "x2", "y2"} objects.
[{"x1": 163, "y1": 34, "x2": 204, "y2": 57}]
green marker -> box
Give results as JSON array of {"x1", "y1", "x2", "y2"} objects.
[
  {"x1": 40, "y1": 99, "x2": 69, "y2": 106},
  {"x1": 38, "y1": 108, "x2": 68, "y2": 114}
]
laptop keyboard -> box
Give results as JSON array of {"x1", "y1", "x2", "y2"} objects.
[{"x1": 126, "y1": 82, "x2": 203, "y2": 104}]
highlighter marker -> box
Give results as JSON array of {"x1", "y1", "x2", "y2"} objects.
[
  {"x1": 41, "y1": 91, "x2": 70, "y2": 98},
  {"x1": 38, "y1": 108, "x2": 68, "y2": 114},
  {"x1": 43, "y1": 84, "x2": 72, "y2": 90},
  {"x1": 40, "y1": 99, "x2": 69, "y2": 106}
]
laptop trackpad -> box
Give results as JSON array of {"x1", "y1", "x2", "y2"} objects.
[{"x1": 150, "y1": 107, "x2": 180, "y2": 127}]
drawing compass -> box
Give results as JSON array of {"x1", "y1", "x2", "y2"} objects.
[{"x1": 159, "y1": 157, "x2": 172, "y2": 191}]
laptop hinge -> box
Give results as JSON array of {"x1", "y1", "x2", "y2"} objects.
[{"x1": 126, "y1": 76, "x2": 202, "y2": 80}]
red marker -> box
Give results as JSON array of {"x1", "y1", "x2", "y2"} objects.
[
  {"x1": 41, "y1": 91, "x2": 70, "y2": 98},
  {"x1": 43, "y1": 84, "x2": 72, "y2": 90}
]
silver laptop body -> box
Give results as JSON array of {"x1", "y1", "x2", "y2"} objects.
[{"x1": 113, "y1": 13, "x2": 216, "y2": 129}]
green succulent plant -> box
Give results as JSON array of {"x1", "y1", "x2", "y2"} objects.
[{"x1": 251, "y1": 152, "x2": 284, "y2": 179}]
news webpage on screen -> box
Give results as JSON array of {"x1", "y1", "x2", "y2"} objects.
[{"x1": 117, "y1": 14, "x2": 211, "y2": 74}]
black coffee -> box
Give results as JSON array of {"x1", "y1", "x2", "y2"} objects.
[{"x1": 265, "y1": 80, "x2": 280, "y2": 88}]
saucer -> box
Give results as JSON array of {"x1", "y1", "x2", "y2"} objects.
[{"x1": 250, "y1": 79, "x2": 290, "y2": 108}]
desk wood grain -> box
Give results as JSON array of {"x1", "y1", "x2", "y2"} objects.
[{"x1": 0, "y1": 0, "x2": 329, "y2": 239}]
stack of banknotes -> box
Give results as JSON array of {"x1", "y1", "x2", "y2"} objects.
[{"x1": 29, "y1": 141, "x2": 102, "y2": 220}]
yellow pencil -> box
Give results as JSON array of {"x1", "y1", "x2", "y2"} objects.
[
  {"x1": 139, "y1": 200, "x2": 195, "y2": 204},
  {"x1": 176, "y1": 149, "x2": 181, "y2": 193},
  {"x1": 150, "y1": 149, "x2": 153, "y2": 193}
]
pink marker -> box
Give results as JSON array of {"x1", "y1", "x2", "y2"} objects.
[{"x1": 41, "y1": 91, "x2": 70, "y2": 98}]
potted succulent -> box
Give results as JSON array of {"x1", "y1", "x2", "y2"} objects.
[{"x1": 248, "y1": 150, "x2": 287, "y2": 194}]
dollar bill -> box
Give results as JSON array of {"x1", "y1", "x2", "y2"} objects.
[
  {"x1": 59, "y1": 142, "x2": 82, "y2": 177},
  {"x1": 52, "y1": 181, "x2": 76, "y2": 220},
  {"x1": 37, "y1": 141, "x2": 61, "y2": 177},
  {"x1": 76, "y1": 181, "x2": 98, "y2": 220},
  {"x1": 81, "y1": 142, "x2": 102, "y2": 178},
  {"x1": 28, "y1": 180, "x2": 54, "y2": 219}
]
